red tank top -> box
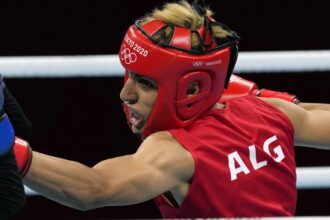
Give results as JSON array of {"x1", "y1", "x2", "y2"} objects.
[{"x1": 154, "y1": 96, "x2": 296, "y2": 218}]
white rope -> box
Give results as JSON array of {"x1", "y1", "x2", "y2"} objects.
[
  {"x1": 1, "y1": 50, "x2": 330, "y2": 78},
  {"x1": 0, "y1": 55, "x2": 122, "y2": 77},
  {"x1": 24, "y1": 166, "x2": 330, "y2": 196},
  {"x1": 237, "y1": 50, "x2": 330, "y2": 73},
  {"x1": 296, "y1": 166, "x2": 330, "y2": 189}
]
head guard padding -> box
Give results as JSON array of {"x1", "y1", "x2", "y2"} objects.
[{"x1": 119, "y1": 19, "x2": 239, "y2": 137}]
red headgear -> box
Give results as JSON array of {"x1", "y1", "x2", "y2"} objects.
[{"x1": 119, "y1": 19, "x2": 239, "y2": 137}]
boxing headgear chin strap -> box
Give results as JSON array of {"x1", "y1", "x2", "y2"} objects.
[{"x1": 119, "y1": 19, "x2": 238, "y2": 138}]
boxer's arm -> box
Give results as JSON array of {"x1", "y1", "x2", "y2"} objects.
[
  {"x1": 23, "y1": 131, "x2": 194, "y2": 210},
  {"x1": 0, "y1": 120, "x2": 26, "y2": 219},
  {"x1": 0, "y1": 76, "x2": 26, "y2": 218},
  {"x1": 262, "y1": 98, "x2": 330, "y2": 149},
  {"x1": 293, "y1": 103, "x2": 330, "y2": 148},
  {"x1": 297, "y1": 103, "x2": 330, "y2": 111},
  {"x1": 1, "y1": 75, "x2": 33, "y2": 176},
  {"x1": 225, "y1": 75, "x2": 330, "y2": 148}
]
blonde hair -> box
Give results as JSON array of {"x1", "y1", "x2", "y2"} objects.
[{"x1": 139, "y1": 0, "x2": 234, "y2": 49}]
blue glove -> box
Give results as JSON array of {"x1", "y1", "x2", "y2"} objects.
[{"x1": 0, "y1": 74, "x2": 15, "y2": 157}]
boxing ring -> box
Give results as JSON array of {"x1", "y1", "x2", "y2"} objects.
[{"x1": 1, "y1": 50, "x2": 330, "y2": 200}]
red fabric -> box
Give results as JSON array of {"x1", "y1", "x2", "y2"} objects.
[
  {"x1": 220, "y1": 74, "x2": 259, "y2": 103},
  {"x1": 155, "y1": 96, "x2": 296, "y2": 218},
  {"x1": 14, "y1": 137, "x2": 32, "y2": 177}
]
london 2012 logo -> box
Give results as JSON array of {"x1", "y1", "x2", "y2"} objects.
[{"x1": 120, "y1": 45, "x2": 137, "y2": 64}]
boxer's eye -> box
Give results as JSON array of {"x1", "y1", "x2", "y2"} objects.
[
  {"x1": 138, "y1": 78, "x2": 157, "y2": 89},
  {"x1": 128, "y1": 71, "x2": 157, "y2": 90}
]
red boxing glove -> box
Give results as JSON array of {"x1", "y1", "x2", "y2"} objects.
[
  {"x1": 220, "y1": 75, "x2": 259, "y2": 103},
  {"x1": 13, "y1": 137, "x2": 32, "y2": 177},
  {"x1": 256, "y1": 89, "x2": 300, "y2": 104},
  {"x1": 220, "y1": 75, "x2": 299, "y2": 104}
]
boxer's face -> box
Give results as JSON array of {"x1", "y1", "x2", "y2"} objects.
[{"x1": 120, "y1": 71, "x2": 158, "y2": 134}]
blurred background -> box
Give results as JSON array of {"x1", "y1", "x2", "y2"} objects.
[{"x1": 1, "y1": 0, "x2": 330, "y2": 219}]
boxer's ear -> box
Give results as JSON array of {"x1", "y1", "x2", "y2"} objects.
[{"x1": 187, "y1": 82, "x2": 200, "y2": 97}]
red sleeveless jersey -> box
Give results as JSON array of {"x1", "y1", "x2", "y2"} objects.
[{"x1": 154, "y1": 96, "x2": 296, "y2": 218}]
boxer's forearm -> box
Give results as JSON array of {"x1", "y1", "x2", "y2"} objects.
[{"x1": 24, "y1": 151, "x2": 105, "y2": 211}]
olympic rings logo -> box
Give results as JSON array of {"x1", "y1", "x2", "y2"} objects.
[
  {"x1": 120, "y1": 45, "x2": 137, "y2": 64},
  {"x1": 193, "y1": 61, "x2": 204, "y2": 67}
]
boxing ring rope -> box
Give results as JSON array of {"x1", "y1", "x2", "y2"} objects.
[
  {"x1": 1, "y1": 50, "x2": 330, "y2": 78},
  {"x1": 1, "y1": 50, "x2": 330, "y2": 196}
]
